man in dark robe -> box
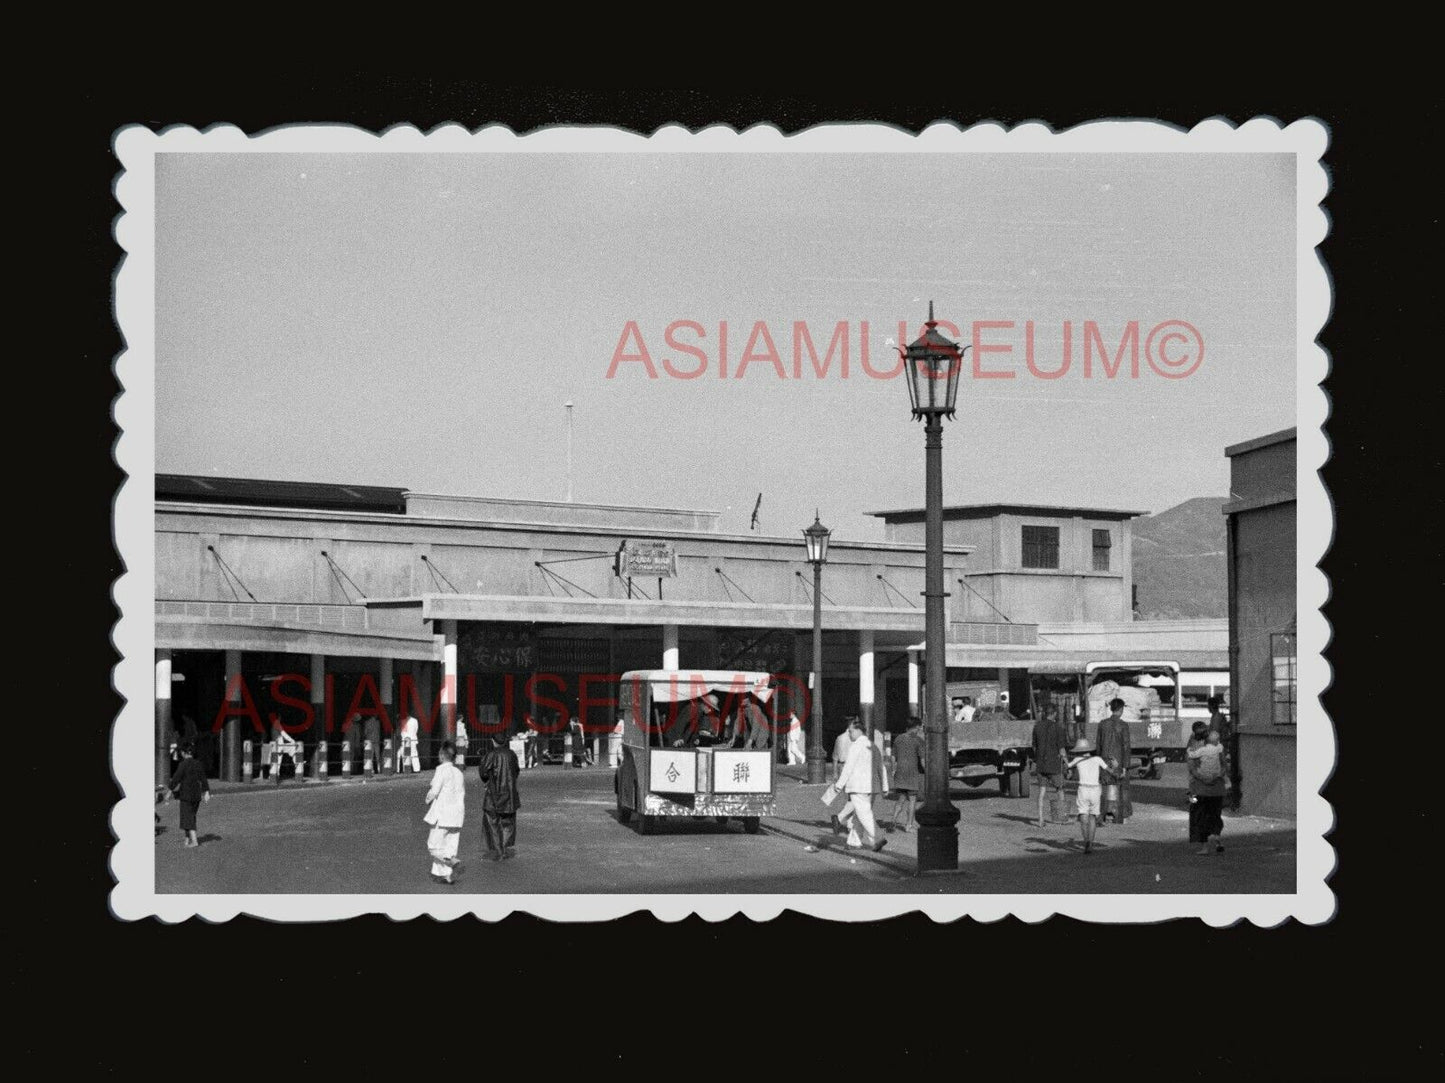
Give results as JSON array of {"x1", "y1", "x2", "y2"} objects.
[
  {"x1": 477, "y1": 734, "x2": 521, "y2": 860},
  {"x1": 1096, "y1": 698, "x2": 1134, "y2": 824},
  {"x1": 1031, "y1": 706, "x2": 1069, "y2": 826}
]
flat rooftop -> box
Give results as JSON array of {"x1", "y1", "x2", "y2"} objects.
[
  {"x1": 869, "y1": 502, "x2": 1146, "y2": 522},
  {"x1": 1224, "y1": 426, "x2": 1297, "y2": 458}
]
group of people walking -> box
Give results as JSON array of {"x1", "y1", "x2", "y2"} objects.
[
  {"x1": 1030, "y1": 696, "x2": 1229, "y2": 855},
  {"x1": 423, "y1": 734, "x2": 522, "y2": 886}
]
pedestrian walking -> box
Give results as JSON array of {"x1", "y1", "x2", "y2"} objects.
[
  {"x1": 831, "y1": 725, "x2": 854, "y2": 782},
  {"x1": 166, "y1": 741, "x2": 210, "y2": 848},
  {"x1": 786, "y1": 712, "x2": 806, "y2": 766},
  {"x1": 568, "y1": 714, "x2": 586, "y2": 768},
  {"x1": 836, "y1": 720, "x2": 887, "y2": 853},
  {"x1": 399, "y1": 713, "x2": 421, "y2": 773},
  {"x1": 889, "y1": 716, "x2": 925, "y2": 832},
  {"x1": 1031, "y1": 705, "x2": 1069, "y2": 826},
  {"x1": 1187, "y1": 720, "x2": 1228, "y2": 855},
  {"x1": 1065, "y1": 737, "x2": 1115, "y2": 855},
  {"x1": 477, "y1": 733, "x2": 521, "y2": 861},
  {"x1": 423, "y1": 740, "x2": 466, "y2": 885},
  {"x1": 829, "y1": 718, "x2": 861, "y2": 835},
  {"x1": 272, "y1": 723, "x2": 301, "y2": 784},
  {"x1": 1096, "y1": 697, "x2": 1134, "y2": 824}
]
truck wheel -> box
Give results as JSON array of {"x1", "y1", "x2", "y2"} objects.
[
  {"x1": 743, "y1": 816, "x2": 761, "y2": 834},
  {"x1": 616, "y1": 785, "x2": 631, "y2": 824},
  {"x1": 999, "y1": 772, "x2": 1013, "y2": 797},
  {"x1": 1017, "y1": 770, "x2": 1031, "y2": 798}
]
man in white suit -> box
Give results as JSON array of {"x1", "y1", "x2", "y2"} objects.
[
  {"x1": 423, "y1": 740, "x2": 466, "y2": 885},
  {"x1": 836, "y1": 721, "x2": 888, "y2": 853}
]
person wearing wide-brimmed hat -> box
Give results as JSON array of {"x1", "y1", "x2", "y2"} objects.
[{"x1": 1065, "y1": 736, "x2": 1115, "y2": 854}]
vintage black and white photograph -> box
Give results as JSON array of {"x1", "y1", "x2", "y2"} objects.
[{"x1": 110, "y1": 120, "x2": 1330, "y2": 922}]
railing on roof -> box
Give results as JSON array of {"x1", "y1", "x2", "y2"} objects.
[
  {"x1": 948, "y1": 620, "x2": 1038, "y2": 646},
  {"x1": 156, "y1": 600, "x2": 369, "y2": 630}
]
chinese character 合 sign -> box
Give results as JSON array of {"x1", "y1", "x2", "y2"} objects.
[
  {"x1": 617, "y1": 540, "x2": 677, "y2": 579},
  {"x1": 649, "y1": 750, "x2": 695, "y2": 794}
]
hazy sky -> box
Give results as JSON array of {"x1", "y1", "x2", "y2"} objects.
[{"x1": 156, "y1": 151, "x2": 1295, "y2": 540}]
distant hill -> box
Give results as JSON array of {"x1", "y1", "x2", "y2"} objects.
[{"x1": 1132, "y1": 497, "x2": 1228, "y2": 619}]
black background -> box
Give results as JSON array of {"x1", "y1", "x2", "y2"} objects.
[{"x1": 44, "y1": 78, "x2": 1431, "y2": 1075}]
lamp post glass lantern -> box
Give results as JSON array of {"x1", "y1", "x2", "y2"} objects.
[
  {"x1": 803, "y1": 511, "x2": 830, "y2": 784},
  {"x1": 902, "y1": 302, "x2": 969, "y2": 873}
]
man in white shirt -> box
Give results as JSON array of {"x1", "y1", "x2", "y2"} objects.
[
  {"x1": 1065, "y1": 737, "x2": 1115, "y2": 855},
  {"x1": 836, "y1": 721, "x2": 888, "y2": 853},
  {"x1": 399, "y1": 714, "x2": 421, "y2": 773},
  {"x1": 271, "y1": 722, "x2": 301, "y2": 786},
  {"x1": 786, "y1": 714, "x2": 806, "y2": 766},
  {"x1": 954, "y1": 697, "x2": 977, "y2": 724}
]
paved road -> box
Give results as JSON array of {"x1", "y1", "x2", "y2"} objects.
[{"x1": 156, "y1": 763, "x2": 1295, "y2": 894}]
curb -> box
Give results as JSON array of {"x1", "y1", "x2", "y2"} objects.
[{"x1": 198, "y1": 771, "x2": 431, "y2": 799}]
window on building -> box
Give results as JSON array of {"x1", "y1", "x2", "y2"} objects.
[
  {"x1": 1021, "y1": 525, "x2": 1060, "y2": 569},
  {"x1": 1271, "y1": 632, "x2": 1296, "y2": 725},
  {"x1": 1092, "y1": 528, "x2": 1112, "y2": 571}
]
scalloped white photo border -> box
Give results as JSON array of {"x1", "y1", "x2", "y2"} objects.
[{"x1": 110, "y1": 118, "x2": 1332, "y2": 924}]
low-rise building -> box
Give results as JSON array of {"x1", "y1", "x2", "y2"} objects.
[{"x1": 1224, "y1": 428, "x2": 1297, "y2": 818}]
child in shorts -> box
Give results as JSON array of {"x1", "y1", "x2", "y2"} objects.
[
  {"x1": 1066, "y1": 737, "x2": 1115, "y2": 854},
  {"x1": 1188, "y1": 730, "x2": 1226, "y2": 783}
]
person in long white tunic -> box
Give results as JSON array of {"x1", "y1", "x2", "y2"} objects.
[
  {"x1": 786, "y1": 713, "x2": 807, "y2": 766},
  {"x1": 400, "y1": 713, "x2": 421, "y2": 773},
  {"x1": 424, "y1": 740, "x2": 466, "y2": 884},
  {"x1": 836, "y1": 726, "x2": 887, "y2": 853}
]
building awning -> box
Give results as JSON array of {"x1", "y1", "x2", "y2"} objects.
[
  {"x1": 369, "y1": 593, "x2": 928, "y2": 635},
  {"x1": 907, "y1": 642, "x2": 1228, "y2": 671}
]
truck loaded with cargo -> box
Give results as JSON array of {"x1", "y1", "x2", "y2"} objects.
[{"x1": 937, "y1": 660, "x2": 1187, "y2": 798}]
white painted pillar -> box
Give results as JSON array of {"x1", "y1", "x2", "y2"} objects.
[
  {"x1": 907, "y1": 649, "x2": 920, "y2": 719},
  {"x1": 859, "y1": 629, "x2": 876, "y2": 737},
  {"x1": 155, "y1": 649, "x2": 173, "y2": 784},
  {"x1": 222, "y1": 649, "x2": 242, "y2": 781},
  {"x1": 662, "y1": 623, "x2": 680, "y2": 670},
  {"x1": 441, "y1": 620, "x2": 460, "y2": 755}
]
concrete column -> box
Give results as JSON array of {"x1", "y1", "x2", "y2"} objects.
[
  {"x1": 310, "y1": 654, "x2": 326, "y2": 779},
  {"x1": 222, "y1": 650, "x2": 242, "y2": 782},
  {"x1": 858, "y1": 629, "x2": 876, "y2": 737},
  {"x1": 907, "y1": 649, "x2": 920, "y2": 719},
  {"x1": 441, "y1": 620, "x2": 459, "y2": 753},
  {"x1": 370, "y1": 656, "x2": 392, "y2": 762},
  {"x1": 155, "y1": 650, "x2": 173, "y2": 786},
  {"x1": 662, "y1": 623, "x2": 680, "y2": 670}
]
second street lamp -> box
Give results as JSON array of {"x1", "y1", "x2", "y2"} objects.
[
  {"x1": 901, "y1": 302, "x2": 969, "y2": 873},
  {"x1": 803, "y1": 511, "x2": 831, "y2": 784}
]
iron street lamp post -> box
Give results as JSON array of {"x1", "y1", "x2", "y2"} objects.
[
  {"x1": 803, "y1": 512, "x2": 831, "y2": 784},
  {"x1": 901, "y1": 303, "x2": 969, "y2": 873}
]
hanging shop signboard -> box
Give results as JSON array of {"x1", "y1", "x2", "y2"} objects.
[{"x1": 616, "y1": 539, "x2": 677, "y2": 579}]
